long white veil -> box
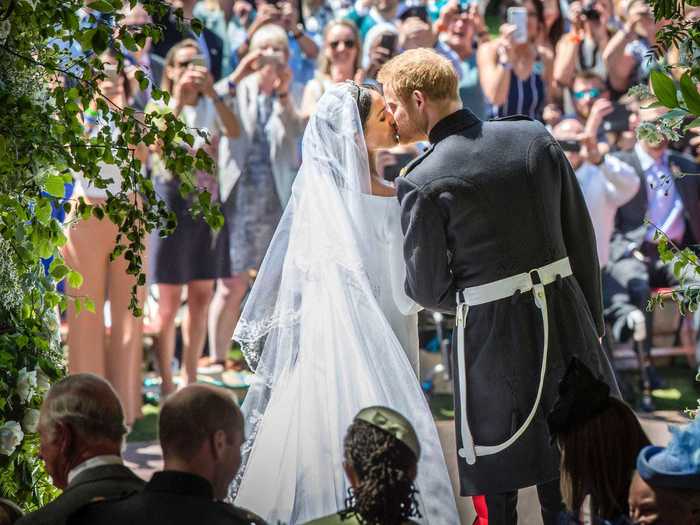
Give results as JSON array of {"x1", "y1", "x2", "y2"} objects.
[{"x1": 231, "y1": 83, "x2": 458, "y2": 525}]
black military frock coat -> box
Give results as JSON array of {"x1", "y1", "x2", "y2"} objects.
[{"x1": 396, "y1": 109, "x2": 618, "y2": 496}]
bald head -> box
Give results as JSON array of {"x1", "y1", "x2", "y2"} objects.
[
  {"x1": 41, "y1": 373, "x2": 127, "y2": 443},
  {"x1": 553, "y1": 119, "x2": 584, "y2": 141},
  {"x1": 159, "y1": 384, "x2": 243, "y2": 461}
]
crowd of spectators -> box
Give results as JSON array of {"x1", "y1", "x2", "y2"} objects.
[{"x1": 58, "y1": 0, "x2": 700, "y2": 418}]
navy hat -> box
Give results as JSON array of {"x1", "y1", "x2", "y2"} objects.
[
  {"x1": 637, "y1": 419, "x2": 700, "y2": 490},
  {"x1": 546, "y1": 357, "x2": 611, "y2": 442},
  {"x1": 397, "y1": 3, "x2": 429, "y2": 22}
]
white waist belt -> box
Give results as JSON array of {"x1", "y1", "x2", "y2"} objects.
[{"x1": 455, "y1": 257, "x2": 572, "y2": 465}]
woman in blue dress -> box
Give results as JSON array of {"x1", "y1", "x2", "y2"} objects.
[{"x1": 477, "y1": 0, "x2": 553, "y2": 122}]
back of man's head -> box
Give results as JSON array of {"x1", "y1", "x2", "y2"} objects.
[
  {"x1": 159, "y1": 385, "x2": 243, "y2": 499},
  {"x1": 42, "y1": 373, "x2": 127, "y2": 444},
  {"x1": 159, "y1": 384, "x2": 242, "y2": 460},
  {"x1": 378, "y1": 48, "x2": 459, "y2": 104},
  {"x1": 38, "y1": 374, "x2": 127, "y2": 489}
]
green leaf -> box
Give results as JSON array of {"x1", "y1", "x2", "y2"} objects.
[
  {"x1": 91, "y1": 26, "x2": 110, "y2": 55},
  {"x1": 67, "y1": 270, "x2": 84, "y2": 289},
  {"x1": 680, "y1": 72, "x2": 700, "y2": 115},
  {"x1": 89, "y1": 0, "x2": 115, "y2": 13},
  {"x1": 84, "y1": 298, "x2": 96, "y2": 314},
  {"x1": 50, "y1": 264, "x2": 70, "y2": 281},
  {"x1": 43, "y1": 175, "x2": 65, "y2": 198},
  {"x1": 686, "y1": 117, "x2": 700, "y2": 130},
  {"x1": 35, "y1": 200, "x2": 52, "y2": 225},
  {"x1": 651, "y1": 70, "x2": 679, "y2": 109}
]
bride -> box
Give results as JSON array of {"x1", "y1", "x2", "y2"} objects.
[{"x1": 231, "y1": 82, "x2": 458, "y2": 524}]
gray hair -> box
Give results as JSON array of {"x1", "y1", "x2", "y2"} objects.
[
  {"x1": 249, "y1": 23, "x2": 290, "y2": 54},
  {"x1": 42, "y1": 373, "x2": 127, "y2": 444}
]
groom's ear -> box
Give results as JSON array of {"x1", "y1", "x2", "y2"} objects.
[{"x1": 412, "y1": 90, "x2": 425, "y2": 110}]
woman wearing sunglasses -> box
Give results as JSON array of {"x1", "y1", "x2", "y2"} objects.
[{"x1": 301, "y1": 19, "x2": 364, "y2": 119}]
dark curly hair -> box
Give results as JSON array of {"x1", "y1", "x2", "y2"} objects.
[{"x1": 341, "y1": 419, "x2": 421, "y2": 525}]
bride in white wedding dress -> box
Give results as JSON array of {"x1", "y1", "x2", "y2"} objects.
[{"x1": 230, "y1": 82, "x2": 458, "y2": 525}]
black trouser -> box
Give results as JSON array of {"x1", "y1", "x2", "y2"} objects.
[{"x1": 484, "y1": 479, "x2": 564, "y2": 525}]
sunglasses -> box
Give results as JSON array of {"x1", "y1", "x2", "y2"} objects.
[
  {"x1": 573, "y1": 87, "x2": 601, "y2": 100},
  {"x1": 329, "y1": 39, "x2": 356, "y2": 50}
]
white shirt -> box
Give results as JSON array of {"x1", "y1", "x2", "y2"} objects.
[
  {"x1": 575, "y1": 155, "x2": 639, "y2": 266},
  {"x1": 67, "y1": 454, "x2": 123, "y2": 486}
]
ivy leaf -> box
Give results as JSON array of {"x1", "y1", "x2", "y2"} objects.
[
  {"x1": 67, "y1": 270, "x2": 84, "y2": 289},
  {"x1": 680, "y1": 72, "x2": 700, "y2": 115},
  {"x1": 651, "y1": 70, "x2": 679, "y2": 109},
  {"x1": 43, "y1": 176, "x2": 65, "y2": 198}
]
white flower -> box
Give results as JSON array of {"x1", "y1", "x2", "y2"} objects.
[
  {"x1": 16, "y1": 367, "x2": 37, "y2": 403},
  {"x1": 36, "y1": 367, "x2": 51, "y2": 391},
  {"x1": 22, "y1": 409, "x2": 40, "y2": 434},
  {"x1": 0, "y1": 421, "x2": 24, "y2": 456}
]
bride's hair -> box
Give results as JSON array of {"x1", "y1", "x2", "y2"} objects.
[
  {"x1": 346, "y1": 81, "x2": 380, "y2": 131},
  {"x1": 342, "y1": 419, "x2": 421, "y2": 525}
]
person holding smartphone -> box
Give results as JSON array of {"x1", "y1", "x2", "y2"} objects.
[
  {"x1": 362, "y1": 24, "x2": 399, "y2": 81},
  {"x1": 553, "y1": 0, "x2": 612, "y2": 89},
  {"x1": 207, "y1": 24, "x2": 305, "y2": 369},
  {"x1": 147, "y1": 39, "x2": 240, "y2": 396},
  {"x1": 476, "y1": 0, "x2": 553, "y2": 121}
]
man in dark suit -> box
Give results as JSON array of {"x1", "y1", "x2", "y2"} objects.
[
  {"x1": 17, "y1": 374, "x2": 144, "y2": 525},
  {"x1": 606, "y1": 105, "x2": 700, "y2": 384},
  {"x1": 379, "y1": 48, "x2": 618, "y2": 524},
  {"x1": 69, "y1": 384, "x2": 266, "y2": 525},
  {"x1": 151, "y1": 0, "x2": 224, "y2": 81}
]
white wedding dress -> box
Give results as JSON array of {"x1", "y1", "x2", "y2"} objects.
[{"x1": 230, "y1": 84, "x2": 458, "y2": 525}]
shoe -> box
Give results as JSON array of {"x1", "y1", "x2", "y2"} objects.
[{"x1": 646, "y1": 365, "x2": 667, "y2": 390}]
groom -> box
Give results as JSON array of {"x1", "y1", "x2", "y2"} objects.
[{"x1": 378, "y1": 49, "x2": 619, "y2": 524}]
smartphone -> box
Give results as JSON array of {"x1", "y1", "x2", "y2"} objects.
[
  {"x1": 258, "y1": 51, "x2": 284, "y2": 67},
  {"x1": 457, "y1": 0, "x2": 478, "y2": 12},
  {"x1": 602, "y1": 103, "x2": 632, "y2": 133},
  {"x1": 190, "y1": 55, "x2": 207, "y2": 68},
  {"x1": 557, "y1": 139, "x2": 582, "y2": 153},
  {"x1": 378, "y1": 33, "x2": 398, "y2": 53},
  {"x1": 507, "y1": 6, "x2": 528, "y2": 44}
]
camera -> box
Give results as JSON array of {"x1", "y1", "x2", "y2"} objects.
[{"x1": 582, "y1": 1, "x2": 600, "y2": 21}]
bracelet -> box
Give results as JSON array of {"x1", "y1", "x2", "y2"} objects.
[
  {"x1": 277, "y1": 92, "x2": 289, "y2": 99},
  {"x1": 290, "y1": 24, "x2": 304, "y2": 39},
  {"x1": 214, "y1": 94, "x2": 226, "y2": 104},
  {"x1": 227, "y1": 79, "x2": 237, "y2": 95}
]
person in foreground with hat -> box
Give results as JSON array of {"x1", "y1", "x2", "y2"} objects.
[
  {"x1": 305, "y1": 406, "x2": 422, "y2": 525},
  {"x1": 547, "y1": 358, "x2": 650, "y2": 524},
  {"x1": 630, "y1": 417, "x2": 700, "y2": 524}
]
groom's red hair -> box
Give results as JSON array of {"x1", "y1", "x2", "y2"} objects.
[{"x1": 377, "y1": 48, "x2": 459, "y2": 103}]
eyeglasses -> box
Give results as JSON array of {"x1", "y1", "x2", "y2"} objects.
[
  {"x1": 329, "y1": 39, "x2": 356, "y2": 50},
  {"x1": 573, "y1": 87, "x2": 601, "y2": 100}
]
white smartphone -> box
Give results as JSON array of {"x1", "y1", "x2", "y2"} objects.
[{"x1": 507, "y1": 6, "x2": 528, "y2": 44}]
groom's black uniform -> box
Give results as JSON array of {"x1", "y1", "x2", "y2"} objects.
[{"x1": 397, "y1": 109, "x2": 618, "y2": 524}]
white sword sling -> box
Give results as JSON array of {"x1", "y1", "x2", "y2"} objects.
[{"x1": 455, "y1": 257, "x2": 572, "y2": 465}]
